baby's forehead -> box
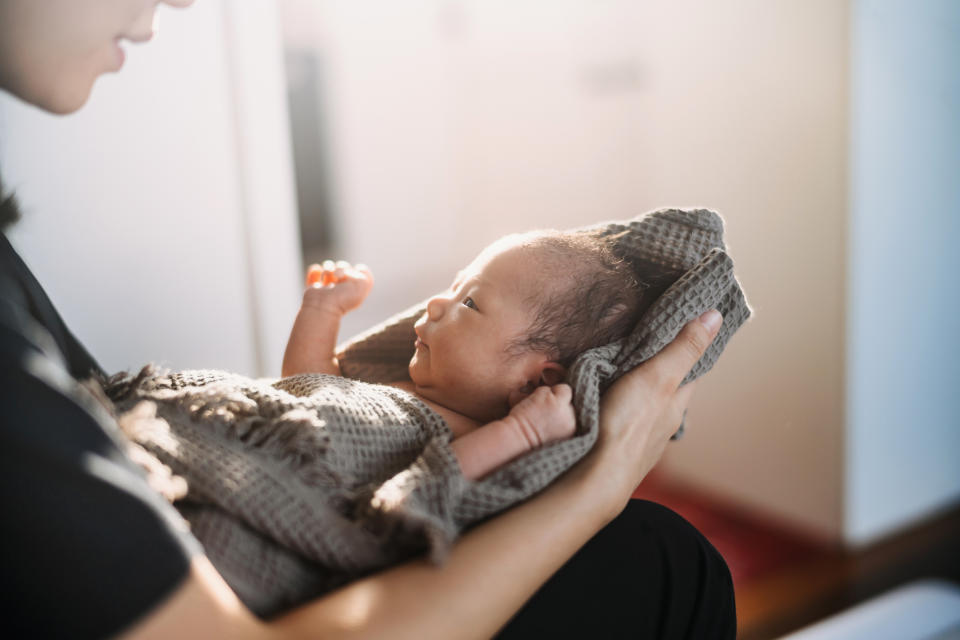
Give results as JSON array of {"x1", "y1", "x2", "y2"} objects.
[
  {"x1": 481, "y1": 236, "x2": 565, "y2": 268},
  {"x1": 492, "y1": 245, "x2": 577, "y2": 304},
  {"x1": 460, "y1": 232, "x2": 580, "y2": 292},
  {"x1": 470, "y1": 243, "x2": 553, "y2": 284}
]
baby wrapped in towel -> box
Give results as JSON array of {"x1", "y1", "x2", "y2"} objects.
[{"x1": 107, "y1": 208, "x2": 750, "y2": 617}]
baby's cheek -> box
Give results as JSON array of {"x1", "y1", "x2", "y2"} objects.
[{"x1": 449, "y1": 371, "x2": 502, "y2": 418}]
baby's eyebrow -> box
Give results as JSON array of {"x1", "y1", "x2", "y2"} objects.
[{"x1": 452, "y1": 270, "x2": 466, "y2": 287}]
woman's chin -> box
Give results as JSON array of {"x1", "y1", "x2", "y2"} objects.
[{"x1": 33, "y1": 76, "x2": 96, "y2": 115}]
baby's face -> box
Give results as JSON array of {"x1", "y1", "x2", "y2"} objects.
[{"x1": 409, "y1": 240, "x2": 548, "y2": 422}]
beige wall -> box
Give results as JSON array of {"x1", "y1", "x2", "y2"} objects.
[{"x1": 644, "y1": 1, "x2": 851, "y2": 543}]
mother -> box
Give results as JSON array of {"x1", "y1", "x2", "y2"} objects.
[{"x1": 0, "y1": 1, "x2": 734, "y2": 637}]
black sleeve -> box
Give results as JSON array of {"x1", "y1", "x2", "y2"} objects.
[{"x1": 0, "y1": 309, "x2": 202, "y2": 639}]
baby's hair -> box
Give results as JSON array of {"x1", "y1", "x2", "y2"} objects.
[{"x1": 505, "y1": 230, "x2": 670, "y2": 369}]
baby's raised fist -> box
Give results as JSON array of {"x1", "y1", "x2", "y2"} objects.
[
  {"x1": 505, "y1": 384, "x2": 576, "y2": 449},
  {"x1": 302, "y1": 260, "x2": 374, "y2": 315}
]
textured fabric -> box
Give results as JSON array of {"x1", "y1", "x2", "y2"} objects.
[
  {"x1": 107, "y1": 369, "x2": 462, "y2": 617},
  {"x1": 107, "y1": 207, "x2": 751, "y2": 618}
]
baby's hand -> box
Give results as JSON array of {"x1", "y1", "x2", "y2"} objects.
[
  {"x1": 504, "y1": 384, "x2": 576, "y2": 450},
  {"x1": 302, "y1": 260, "x2": 374, "y2": 315}
]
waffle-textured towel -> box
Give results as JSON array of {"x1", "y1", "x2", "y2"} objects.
[{"x1": 107, "y1": 208, "x2": 750, "y2": 618}]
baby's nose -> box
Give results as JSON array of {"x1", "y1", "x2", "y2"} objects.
[{"x1": 426, "y1": 294, "x2": 448, "y2": 321}]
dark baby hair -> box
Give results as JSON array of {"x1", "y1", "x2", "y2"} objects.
[{"x1": 506, "y1": 230, "x2": 671, "y2": 368}]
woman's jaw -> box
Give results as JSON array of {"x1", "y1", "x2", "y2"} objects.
[{"x1": 0, "y1": 0, "x2": 193, "y2": 114}]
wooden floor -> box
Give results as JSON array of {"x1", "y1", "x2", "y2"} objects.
[{"x1": 632, "y1": 475, "x2": 960, "y2": 639}]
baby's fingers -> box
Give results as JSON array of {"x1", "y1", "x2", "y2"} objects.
[
  {"x1": 345, "y1": 262, "x2": 374, "y2": 287},
  {"x1": 306, "y1": 263, "x2": 324, "y2": 287},
  {"x1": 352, "y1": 263, "x2": 373, "y2": 284},
  {"x1": 306, "y1": 261, "x2": 339, "y2": 287},
  {"x1": 305, "y1": 260, "x2": 374, "y2": 288},
  {"x1": 550, "y1": 383, "x2": 573, "y2": 404},
  {"x1": 333, "y1": 260, "x2": 351, "y2": 282}
]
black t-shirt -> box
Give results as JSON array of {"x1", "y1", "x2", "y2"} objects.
[{"x1": 0, "y1": 231, "x2": 200, "y2": 638}]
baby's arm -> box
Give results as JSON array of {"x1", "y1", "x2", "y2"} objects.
[
  {"x1": 451, "y1": 385, "x2": 576, "y2": 481},
  {"x1": 281, "y1": 261, "x2": 373, "y2": 378}
]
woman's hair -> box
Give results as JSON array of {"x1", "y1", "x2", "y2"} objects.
[
  {"x1": 507, "y1": 230, "x2": 674, "y2": 368},
  {"x1": 0, "y1": 172, "x2": 22, "y2": 230}
]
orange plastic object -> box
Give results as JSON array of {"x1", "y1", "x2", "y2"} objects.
[{"x1": 321, "y1": 271, "x2": 336, "y2": 286}]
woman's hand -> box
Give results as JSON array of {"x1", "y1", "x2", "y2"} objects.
[
  {"x1": 303, "y1": 260, "x2": 374, "y2": 316},
  {"x1": 584, "y1": 309, "x2": 724, "y2": 520}
]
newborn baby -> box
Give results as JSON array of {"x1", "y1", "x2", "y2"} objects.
[
  {"x1": 283, "y1": 230, "x2": 649, "y2": 480},
  {"x1": 107, "y1": 209, "x2": 747, "y2": 616}
]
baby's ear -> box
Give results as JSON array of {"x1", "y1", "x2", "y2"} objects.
[
  {"x1": 538, "y1": 362, "x2": 566, "y2": 386},
  {"x1": 508, "y1": 382, "x2": 535, "y2": 408},
  {"x1": 508, "y1": 361, "x2": 567, "y2": 408}
]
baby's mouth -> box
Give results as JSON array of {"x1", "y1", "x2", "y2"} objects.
[{"x1": 413, "y1": 317, "x2": 430, "y2": 349}]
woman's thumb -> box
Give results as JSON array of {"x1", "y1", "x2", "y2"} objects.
[{"x1": 655, "y1": 309, "x2": 723, "y2": 391}]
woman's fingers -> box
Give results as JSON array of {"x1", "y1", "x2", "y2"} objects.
[
  {"x1": 601, "y1": 310, "x2": 721, "y2": 428},
  {"x1": 641, "y1": 309, "x2": 723, "y2": 397},
  {"x1": 594, "y1": 311, "x2": 722, "y2": 496}
]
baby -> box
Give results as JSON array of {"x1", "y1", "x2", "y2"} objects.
[{"x1": 283, "y1": 230, "x2": 647, "y2": 481}]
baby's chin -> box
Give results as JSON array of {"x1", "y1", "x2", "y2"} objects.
[{"x1": 407, "y1": 361, "x2": 423, "y2": 389}]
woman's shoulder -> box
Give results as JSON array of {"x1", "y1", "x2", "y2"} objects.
[{"x1": 0, "y1": 229, "x2": 103, "y2": 379}]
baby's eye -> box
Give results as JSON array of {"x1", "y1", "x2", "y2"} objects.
[{"x1": 462, "y1": 297, "x2": 478, "y2": 310}]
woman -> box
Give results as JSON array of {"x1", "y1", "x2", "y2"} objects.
[{"x1": 0, "y1": 1, "x2": 734, "y2": 637}]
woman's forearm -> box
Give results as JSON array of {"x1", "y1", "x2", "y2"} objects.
[
  {"x1": 126, "y1": 462, "x2": 616, "y2": 640},
  {"x1": 271, "y1": 453, "x2": 616, "y2": 640}
]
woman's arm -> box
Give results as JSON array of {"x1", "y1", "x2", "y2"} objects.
[{"x1": 125, "y1": 310, "x2": 722, "y2": 640}]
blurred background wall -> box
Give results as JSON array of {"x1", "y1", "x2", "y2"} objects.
[
  {"x1": 281, "y1": 0, "x2": 851, "y2": 542},
  {"x1": 0, "y1": 0, "x2": 302, "y2": 377},
  {"x1": 0, "y1": 0, "x2": 956, "y2": 550},
  {"x1": 844, "y1": 0, "x2": 960, "y2": 545}
]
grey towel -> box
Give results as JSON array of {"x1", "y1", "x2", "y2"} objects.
[{"x1": 107, "y1": 208, "x2": 750, "y2": 618}]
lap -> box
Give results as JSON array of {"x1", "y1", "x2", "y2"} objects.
[{"x1": 496, "y1": 499, "x2": 736, "y2": 639}]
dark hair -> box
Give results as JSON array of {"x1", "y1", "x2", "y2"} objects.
[
  {"x1": 506, "y1": 230, "x2": 669, "y2": 368},
  {"x1": 0, "y1": 171, "x2": 22, "y2": 230}
]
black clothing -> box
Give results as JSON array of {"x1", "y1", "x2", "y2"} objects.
[
  {"x1": 1, "y1": 231, "x2": 200, "y2": 639},
  {"x1": 0, "y1": 228, "x2": 735, "y2": 639},
  {"x1": 499, "y1": 499, "x2": 737, "y2": 639}
]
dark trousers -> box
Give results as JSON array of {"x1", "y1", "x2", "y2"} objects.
[{"x1": 496, "y1": 499, "x2": 737, "y2": 639}]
